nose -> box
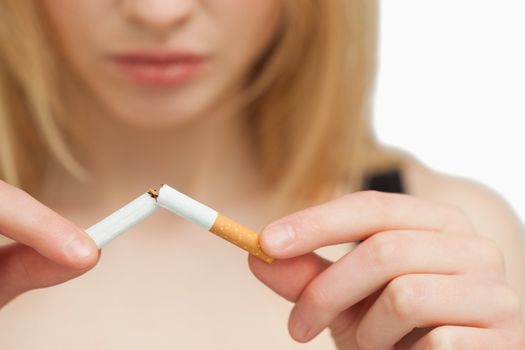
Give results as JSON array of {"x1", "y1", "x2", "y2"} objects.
[{"x1": 121, "y1": 0, "x2": 197, "y2": 31}]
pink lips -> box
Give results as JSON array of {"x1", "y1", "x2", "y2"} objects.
[{"x1": 110, "y1": 50, "x2": 205, "y2": 87}]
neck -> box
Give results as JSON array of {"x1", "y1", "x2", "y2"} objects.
[{"x1": 42, "y1": 86, "x2": 268, "y2": 213}]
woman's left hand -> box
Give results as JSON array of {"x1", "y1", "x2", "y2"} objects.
[{"x1": 248, "y1": 191, "x2": 525, "y2": 349}]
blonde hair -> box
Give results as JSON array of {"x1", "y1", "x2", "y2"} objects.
[{"x1": 0, "y1": 0, "x2": 399, "y2": 207}]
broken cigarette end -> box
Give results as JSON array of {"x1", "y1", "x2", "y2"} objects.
[
  {"x1": 147, "y1": 188, "x2": 159, "y2": 199},
  {"x1": 154, "y1": 184, "x2": 274, "y2": 264}
]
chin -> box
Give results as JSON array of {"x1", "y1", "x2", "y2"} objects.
[
  {"x1": 100, "y1": 91, "x2": 216, "y2": 130},
  {"x1": 111, "y1": 106, "x2": 206, "y2": 130},
  {"x1": 85, "y1": 70, "x2": 235, "y2": 130}
]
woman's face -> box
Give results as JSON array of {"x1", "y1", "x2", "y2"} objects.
[{"x1": 41, "y1": 0, "x2": 284, "y2": 127}]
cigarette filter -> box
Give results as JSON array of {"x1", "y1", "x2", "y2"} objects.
[
  {"x1": 86, "y1": 191, "x2": 159, "y2": 247},
  {"x1": 156, "y1": 184, "x2": 274, "y2": 264}
]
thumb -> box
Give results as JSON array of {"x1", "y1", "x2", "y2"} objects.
[
  {"x1": 247, "y1": 252, "x2": 332, "y2": 302},
  {"x1": 0, "y1": 243, "x2": 100, "y2": 307}
]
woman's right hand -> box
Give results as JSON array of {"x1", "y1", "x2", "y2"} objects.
[{"x1": 0, "y1": 180, "x2": 99, "y2": 309}]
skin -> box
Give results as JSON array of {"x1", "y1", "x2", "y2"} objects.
[
  {"x1": 1, "y1": 0, "x2": 524, "y2": 348},
  {"x1": 251, "y1": 161, "x2": 525, "y2": 348}
]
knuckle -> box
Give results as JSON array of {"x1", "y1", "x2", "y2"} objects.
[
  {"x1": 357, "y1": 190, "x2": 386, "y2": 200},
  {"x1": 422, "y1": 326, "x2": 455, "y2": 349},
  {"x1": 354, "y1": 323, "x2": 378, "y2": 350},
  {"x1": 445, "y1": 206, "x2": 475, "y2": 235},
  {"x1": 362, "y1": 190, "x2": 414, "y2": 231},
  {"x1": 385, "y1": 276, "x2": 423, "y2": 319},
  {"x1": 483, "y1": 239, "x2": 505, "y2": 268},
  {"x1": 496, "y1": 285, "x2": 523, "y2": 319},
  {"x1": 361, "y1": 190, "x2": 390, "y2": 211},
  {"x1": 302, "y1": 281, "x2": 335, "y2": 311},
  {"x1": 328, "y1": 311, "x2": 353, "y2": 338},
  {"x1": 11, "y1": 245, "x2": 36, "y2": 291},
  {"x1": 283, "y1": 210, "x2": 321, "y2": 238},
  {"x1": 362, "y1": 233, "x2": 398, "y2": 268},
  {"x1": 354, "y1": 332, "x2": 372, "y2": 350},
  {"x1": 354, "y1": 190, "x2": 391, "y2": 224},
  {"x1": 476, "y1": 237, "x2": 506, "y2": 273}
]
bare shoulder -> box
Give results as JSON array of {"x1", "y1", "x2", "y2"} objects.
[
  {"x1": 401, "y1": 154, "x2": 525, "y2": 305},
  {"x1": 402, "y1": 155, "x2": 524, "y2": 238}
]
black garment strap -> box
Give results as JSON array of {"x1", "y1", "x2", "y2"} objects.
[
  {"x1": 362, "y1": 168, "x2": 405, "y2": 194},
  {"x1": 356, "y1": 168, "x2": 405, "y2": 245}
]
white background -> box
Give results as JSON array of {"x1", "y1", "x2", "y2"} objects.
[{"x1": 374, "y1": 0, "x2": 525, "y2": 223}]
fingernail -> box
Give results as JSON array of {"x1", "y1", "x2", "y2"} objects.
[
  {"x1": 291, "y1": 310, "x2": 311, "y2": 340},
  {"x1": 263, "y1": 223, "x2": 295, "y2": 252},
  {"x1": 65, "y1": 235, "x2": 93, "y2": 261}
]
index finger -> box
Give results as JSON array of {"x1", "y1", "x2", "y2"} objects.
[
  {"x1": 0, "y1": 181, "x2": 98, "y2": 269},
  {"x1": 260, "y1": 191, "x2": 474, "y2": 258}
]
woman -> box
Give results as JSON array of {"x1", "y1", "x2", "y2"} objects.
[{"x1": 1, "y1": 0, "x2": 524, "y2": 349}]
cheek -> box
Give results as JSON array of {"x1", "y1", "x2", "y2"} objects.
[
  {"x1": 214, "y1": 0, "x2": 284, "y2": 76},
  {"x1": 42, "y1": 1, "x2": 120, "y2": 108},
  {"x1": 42, "y1": 0, "x2": 108, "y2": 64}
]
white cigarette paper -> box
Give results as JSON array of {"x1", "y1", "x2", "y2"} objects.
[
  {"x1": 157, "y1": 184, "x2": 274, "y2": 264},
  {"x1": 83, "y1": 185, "x2": 273, "y2": 264},
  {"x1": 86, "y1": 192, "x2": 159, "y2": 247},
  {"x1": 156, "y1": 184, "x2": 218, "y2": 230}
]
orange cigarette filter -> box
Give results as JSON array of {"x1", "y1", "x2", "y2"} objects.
[
  {"x1": 155, "y1": 185, "x2": 274, "y2": 264},
  {"x1": 210, "y1": 213, "x2": 274, "y2": 264}
]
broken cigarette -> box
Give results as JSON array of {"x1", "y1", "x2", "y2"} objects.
[
  {"x1": 156, "y1": 184, "x2": 274, "y2": 264},
  {"x1": 84, "y1": 185, "x2": 274, "y2": 264},
  {"x1": 86, "y1": 191, "x2": 159, "y2": 247}
]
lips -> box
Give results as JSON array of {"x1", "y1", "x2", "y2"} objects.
[{"x1": 110, "y1": 51, "x2": 205, "y2": 87}]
